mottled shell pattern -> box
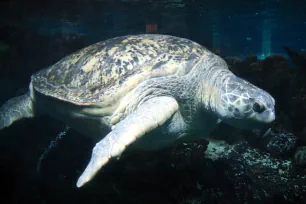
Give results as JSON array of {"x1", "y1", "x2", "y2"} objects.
[{"x1": 32, "y1": 34, "x2": 210, "y2": 105}]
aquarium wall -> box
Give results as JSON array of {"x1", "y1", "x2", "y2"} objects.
[{"x1": 1, "y1": 0, "x2": 306, "y2": 87}]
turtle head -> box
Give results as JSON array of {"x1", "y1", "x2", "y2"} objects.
[{"x1": 216, "y1": 76, "x2": 275, "y2": 129}]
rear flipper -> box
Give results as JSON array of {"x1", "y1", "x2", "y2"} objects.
[{"x1": 0, "y1": 93, "x2": 34, "y2": 130}]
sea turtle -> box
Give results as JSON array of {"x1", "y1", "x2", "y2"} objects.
[{"x1": 0, "y1": 34, "x2": 275, "y2": 188}]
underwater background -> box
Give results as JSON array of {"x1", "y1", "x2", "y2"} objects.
[{"x1": 1, "y1": 0, "x2": 306, "y2": 203}]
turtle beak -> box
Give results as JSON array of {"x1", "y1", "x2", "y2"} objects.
[
  {"x1": 267, "y1": 105, "x2": 275, "y2": 123},
  {"x1": 268, "y1": 110, "x2": 275, "y2": 123},
  {"x1": 259, "y1": 108, "x2": 275, "y2": 124}
]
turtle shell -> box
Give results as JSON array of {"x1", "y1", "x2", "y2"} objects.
[{"x1": 31, "y1": 34, "x2": 210, "y2": 105}]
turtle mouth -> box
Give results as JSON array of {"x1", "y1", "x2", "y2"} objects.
[
  {"x1": 267, "y1": 111, "x2": 275, "y2": 122},
  {"x1": 257, "y1": 109, "x2": 275, "y2": 124}
]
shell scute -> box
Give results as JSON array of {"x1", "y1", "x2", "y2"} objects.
[{"x1": 32, "y1": 34, "x2": 208, "y2": 105}]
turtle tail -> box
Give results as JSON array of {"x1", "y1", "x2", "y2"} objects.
[{"x1": 0, "y1": 92, "x2": 34, "y2": 130}]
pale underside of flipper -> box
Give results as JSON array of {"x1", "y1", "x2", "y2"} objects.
[
  {"x1": 76, "y1": 96, "x2": 179, "y2": 188},
  {"x1": 0, "y1": 93, "x2": 34, "y2": 130}
]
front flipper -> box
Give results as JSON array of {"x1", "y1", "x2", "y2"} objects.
[{"x1": 76, "y1": 96, "x2": 179, "y2": 188}]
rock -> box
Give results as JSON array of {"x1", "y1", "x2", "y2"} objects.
[
  {"x1": 294, "y1": 146, "x2": 306, "y2": 167},
  {"x1": 243, "y1": 129, "x2": 297, "y2": 158},
  {"x1": 283, "y1": 46, "x2": 306, "y2": 69}
]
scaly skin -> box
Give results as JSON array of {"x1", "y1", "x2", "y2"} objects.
[{"x1": 0, "y1": 93, "x2": 34, "y2": 130}]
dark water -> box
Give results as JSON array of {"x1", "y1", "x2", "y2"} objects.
[{"x1": 1, "y1": 0, "x2": 306, "y2": 203}]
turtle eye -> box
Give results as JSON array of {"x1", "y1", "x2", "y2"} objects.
[{"x1": 253, "y1": 101, "x2": 266, "y2": 113}]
